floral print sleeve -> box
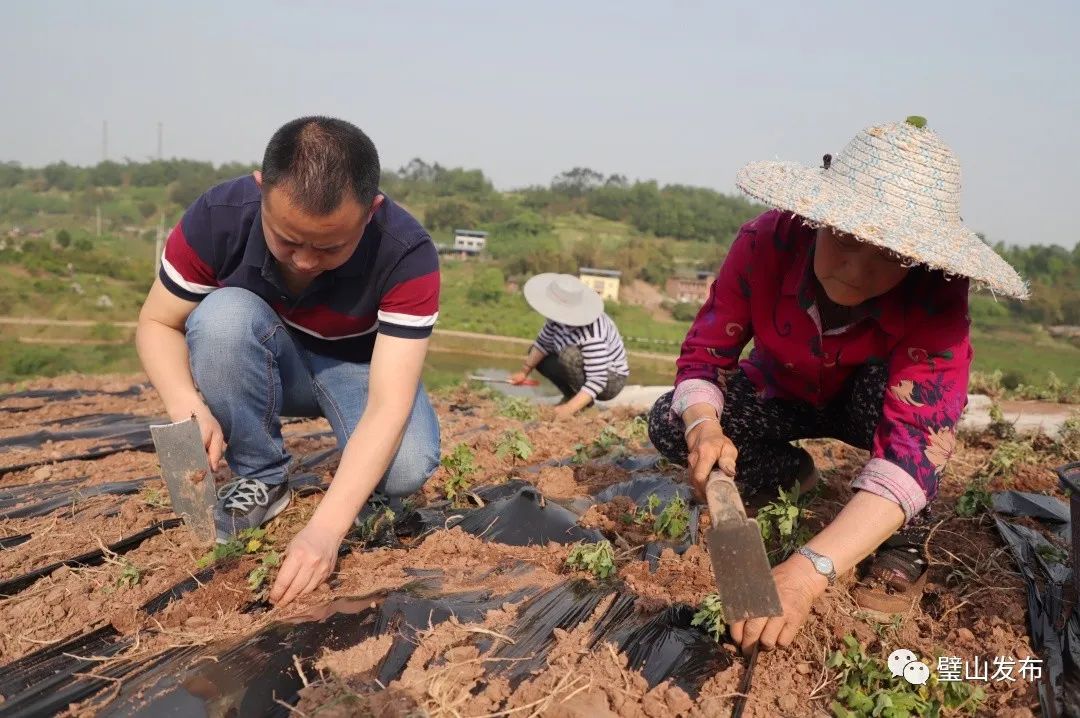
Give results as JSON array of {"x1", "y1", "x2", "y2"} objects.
[
  {"x1": 672, "y1": 215, "x2": 761, "y2": 417},
  {"x1": 853, "y1": 278, "x2": 972, "y2": 522}
]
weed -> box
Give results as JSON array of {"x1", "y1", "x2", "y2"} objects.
[
  {"x1": 247, "y1": 550, "x2": 282, "y2": 596},
  {"x1": 495, "y1": 429, "x2": 533, "y2": 463},
  {"x1": 756, "y1": 484, "x2": 812, "y2": 564},
  {"x1": 955, "y1": 481, "x2": 992, "y2": 518},
  {"x1": 655, "y1": 495, "x2": 691, "y2": 540},
  {"x1": 196, "y1": 528, "x2": 269, "y2": 568},
  {"x1": 140, "y1": 487, "x2": 170, "y2": 509},
  {"x1": 987, "y1": 403, "x2": 1017, "y2": 440},
  {"x1": 355, "y1": 507, "x2": 396, "y2": 542},
  {"x1": 691, "y1": 593, "x2": 727, "y2": 642},
  {"x1": 988, "y1": 440, "x2": 1035, "y2": 478},
  {"x1": 115, "y1": 561, "x2": 142, "y2": 589},
  {"x1": 1058, "y1": 413, "x2": 1080, "y2": 461},
  {"x1": 495, "y1": 394, "x2": 537, "y2": 421},
  {"x1": 828, "y1": 635, "x2": 986, "y2": 717},
  {"x1": 566, "y1": 540, "x2": 617, "y2": 579},
  {"x1": 1036, "y1": 544, "x2": 1069, "y2": 565},
  {"x1": 441, "y1": 443, "x2": 477, "y2": 505}
]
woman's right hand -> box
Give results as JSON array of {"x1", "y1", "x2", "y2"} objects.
[
  {"x1": 168, "y1": 399, "x2": 226, "y2": 471},
  {"x1": 686, "y1": 421, "x2": 738, "y2": 501}
]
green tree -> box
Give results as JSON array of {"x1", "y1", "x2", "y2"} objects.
[
  {"x1": 55, "y1": 229, "x2": 72, "y2": 248},
  {"x1": 467, "y1": 267, "x2": 506, "y2": 304}
]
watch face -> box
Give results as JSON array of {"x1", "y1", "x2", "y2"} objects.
[{"x1": 814, "y1": 556, "x2": 833, "y2": 573}]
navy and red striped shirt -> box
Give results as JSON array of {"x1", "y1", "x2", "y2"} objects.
[{"x1": 160, "y1": 176, "x2": 439, "y2": 363}]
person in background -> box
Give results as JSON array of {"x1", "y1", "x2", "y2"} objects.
[
  {"x1": 509, "y1": 273, "x2": 629, "y2": 418},
  {"x1": 647, "y1": 117, "x2": 1027, "y2": 653},
  {"x1": 136, "y1": 116, "x2": 441, "y2": 607}
]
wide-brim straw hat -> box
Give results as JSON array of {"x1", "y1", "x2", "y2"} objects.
[
  {"x1": 523, "y1": 273, "x2": 604, "y2": 326},
  {"x1": 735, "y1": 117, "x2": 1028, "y2": 299}
]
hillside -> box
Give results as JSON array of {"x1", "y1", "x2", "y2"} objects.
[{"x1": 0, "y1": 158, "x2": 1077, "y2": 399}]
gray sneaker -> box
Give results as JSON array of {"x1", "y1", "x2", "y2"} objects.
[{"x1": 214, "y1": 478, "x2": 292, "y2": 544}]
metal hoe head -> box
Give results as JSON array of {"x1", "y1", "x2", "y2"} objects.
[
  {"x1": 149, "y1": 418, "x2": 217, "y2": 544},
  {"x1": 703, "y1": 470, "x2": 782, "y2": 621}
]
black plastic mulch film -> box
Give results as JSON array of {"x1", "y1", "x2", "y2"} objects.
[
  {"x1": 993, "y1": 460, "x2": 1080, "y2": 718},
  {"x1": 0, "y1": 447, "x2": 739, "y2": 717},
  {"x1": 0, "y1": 412, "x2": 163, "y2": 475}
]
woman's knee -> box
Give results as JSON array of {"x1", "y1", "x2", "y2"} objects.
[{"x1": 647, "y1": 391, "x2": 686, "y2": 464}]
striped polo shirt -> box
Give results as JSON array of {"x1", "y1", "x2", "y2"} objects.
[
  {"x1": 160, "y1": 176, "x2": 439, "y2": 362},
  {"x1": 533, "y1": 313, "x2": 630, "y2": 397}
]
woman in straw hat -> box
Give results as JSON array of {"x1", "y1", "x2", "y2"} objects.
[
  {"x1": 509, "y1": 273, "x2": 630, "y2": 418},
  {"x1": 647, "y1": 117, "x2": 1027, "y2": 653}
]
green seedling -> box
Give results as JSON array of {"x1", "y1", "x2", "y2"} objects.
[
  {"x1": 116, "y1": 561, "x2": 142, "y2": 589},
  {"x1": 140, "y1": 487, "x2": 170, "y2": 509},
  {"x1": 655, "y1": 495, "x2": 691, "y2": 540},
  {"x1": 628, "y1": 493, "x2": 662, "y2": 525},
  {"x1": 955, "y1": 481, "x2": 992, "y2": 517},
  {"x1": 196, "y1": 528, "x2": 270, "y2": 568},
  {"x1": 594, "y1": 426, "x2": 623, "y2": 453},
  {"x1": 620, "y1": 416, "x2": 649, "y2": 445},
  {"x1": 496, "y1": 394, "x2": 537, "y2": 421},
  {"x1": 441, "y1": 443, "x2": 477, "y2": 505},
  {"x1": 691, "y1": 593, "x2": 727, "y2": 642},
  {"x1": 247, "y1": 550, "x2": 282, "y2": 595},
  {"x1": 566, "y1": 540, "x2": 617, "y2": 579},
  {"x1": 756, "y1": 484, "x2": 812, "y2": 564},
  {"x1": 828, "y1": 634, "x2": 985, "y2": 717},
  {"x1": 495, "y1": 429, "x2": 533, "y2": 462}
]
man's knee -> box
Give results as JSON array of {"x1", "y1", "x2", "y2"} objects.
[
  {"x1": 381, "y1": 397, "x2": 441, "y2": 497},
  {"x1": 187, "y1": 288, "x2": 278, "y2": 351}
]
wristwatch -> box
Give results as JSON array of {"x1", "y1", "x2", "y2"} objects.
[{"x1": 796, "y1": 546, "x2": 836, "y2": 585}]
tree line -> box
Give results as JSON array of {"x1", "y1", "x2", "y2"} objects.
[{"x1": 1, "y1": 158, "x2": 1077, "y2": 325}]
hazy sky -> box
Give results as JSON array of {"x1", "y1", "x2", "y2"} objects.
[{"x1": 2, "y1": 0, "x2": 1076, "y2": 247}]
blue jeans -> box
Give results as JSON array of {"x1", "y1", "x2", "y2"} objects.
[{"x1": 185, "y1": 287, "x2": 440, "y2": 496}]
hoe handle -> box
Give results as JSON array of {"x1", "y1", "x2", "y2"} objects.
[{"x1": 705, "y1": 469, "x2": 747, "y2": 526}]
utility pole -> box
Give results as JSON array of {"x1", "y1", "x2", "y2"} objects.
[
  {"x1": 154, "y1": 214, "x2": 164, "y2": 276},
  {"x1": 157, "y1": 122, "x2": 163, "y2": 160},
  {"x1": 96, "y1": 206, "x2": 102, "y2": 237},
  {"x1": 102, "y1": 120, "x2": 108, "y2": 162}
]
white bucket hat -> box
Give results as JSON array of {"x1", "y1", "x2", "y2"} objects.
[
  {"x1": 735, "y1": 117, "x2": 1028, "y2": 299},
  {"x1": 523, "y1": 273, "x2": 604, "y2": 326}
]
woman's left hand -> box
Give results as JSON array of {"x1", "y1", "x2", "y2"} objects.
[{"x1": 729, "y1": 554, "x2": 828, "y2": 654}]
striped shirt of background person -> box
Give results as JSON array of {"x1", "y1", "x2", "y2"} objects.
[{"x1": 533, "y1": 314, "x2": 630, "y2": 398}]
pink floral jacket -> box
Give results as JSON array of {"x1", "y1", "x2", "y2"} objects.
[{"x1": 673, "y1": 210, "x2": 972, "y2": 521}]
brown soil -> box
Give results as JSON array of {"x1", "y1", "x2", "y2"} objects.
[
  {"x1": 581, "y1": 496, "x2": 664, "y2": 547},
  {"x1": 1, "y1": 373, "x2": 1068, "y2": 716}
]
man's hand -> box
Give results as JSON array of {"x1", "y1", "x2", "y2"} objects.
[
  {"x1": 508, "y1": 371, "x2": 529, "y2": 386},
  {"x1": 686, "y1": 421, "x2": 738, "y2": 501},
  {"x1": 169, "y1": 399, "x2": 225, "y2": 471},
  {"x1": 269, "y1": 521, "x2": 342, "y2": 607},
  {"x1": 729, "y1": 554, "x2": 827, "y2": 654}
]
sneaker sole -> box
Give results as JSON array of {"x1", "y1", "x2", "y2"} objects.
[{"x1": 215, "y1": 490, "x2": 293, "y2": 544}]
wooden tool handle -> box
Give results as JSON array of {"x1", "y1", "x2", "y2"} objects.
[{"x1": 705, "y1": 469, "x2": 747, "y2": 525}]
